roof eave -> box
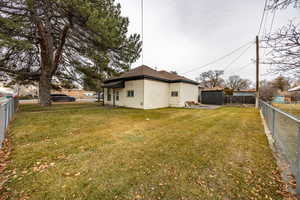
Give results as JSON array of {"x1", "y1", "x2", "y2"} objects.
[{"x1": 104, "y1": 75, "x2": 199, "y2": 85}]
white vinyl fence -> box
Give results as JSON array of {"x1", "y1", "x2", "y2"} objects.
[{"x1": 0, "y1": 98, "x2": 18, "y2": 148}]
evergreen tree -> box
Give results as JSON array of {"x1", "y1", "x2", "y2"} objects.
[{"x1": 0, "y1": 0, "x2": 141, "y2": 106}]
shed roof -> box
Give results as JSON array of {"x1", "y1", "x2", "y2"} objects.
[
  {"x1": 201, "y1": 87, "x2": 224, "y2": 92},
  {"x1": 233, "y1": 89, "x2": 256, "y2": 93},
  {"x1": 104, "y1": 65, "x2": 198, "y2": 85}
]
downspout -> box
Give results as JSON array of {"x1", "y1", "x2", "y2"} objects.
[{"x1": 103, "y1": 88, "x2": 105, "y2": 106}]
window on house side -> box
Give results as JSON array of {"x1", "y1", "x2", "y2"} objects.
[
  {"x1": 171, "y1": 91, "x2": 178, "y2": 97},
  {"x1": 127, "y1": 90, "x2": 134, "y2": 97}
]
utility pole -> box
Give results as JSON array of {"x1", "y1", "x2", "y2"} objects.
[{"x1": 256, "y1": 36, "x2": 260, "y2": 108}]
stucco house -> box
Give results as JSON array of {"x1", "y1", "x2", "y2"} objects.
[
  {"x1": 103, "y1": 65, "x2": 199, "y2": 109},
  {"x1": 289, "y1": 85, "x2": 300, "y2": 92}
]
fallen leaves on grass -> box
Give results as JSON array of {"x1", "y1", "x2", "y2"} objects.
[
  {"x1": 32, "y1": 162, "x2": 55, "y2": 172},
  {"x1": 63, "y1": 171, "x2": 81, "y2": 177},
  {"x1": 0, "y1": 138, "x2": 13, "y2": 200}
]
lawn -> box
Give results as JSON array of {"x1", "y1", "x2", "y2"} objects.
[
  {"x1": 2, "y1": 103, "x2": 284, "y2": 199},
  {"x1": 273, "y1": 103, "x2": 300, "y2": 118}
]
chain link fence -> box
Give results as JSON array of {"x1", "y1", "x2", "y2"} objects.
[
  {"x1": 260, "y1": 101, "x2": 300, "y2": 193},
  {"x1": 0, "y1": 98, "x2": 18, "y2": 148}
]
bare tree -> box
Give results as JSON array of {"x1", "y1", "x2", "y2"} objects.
[
  {"x1": 268, "y1": 0, "x2": 300, "y2": 9},
  {"x1": 225, "y1": 75, "x2": 252, "y2": 90},
  {"x1": 260, "y1": 80, "x2": 278, "y2": 101},
  {"x1": 264, "y1": 22, "x2": 300, "y2": 75},
  {"x1": 196, "y1": 70, "x2": 224, "y2": 88},
  {"x1": 263, "y1": 0, "x2": 300, "y2": 76}
]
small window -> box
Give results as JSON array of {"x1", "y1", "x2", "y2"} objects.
[
  {"x1": 171, "y1": 91, "x2": 178, "y2": 97},
  {"x1": 107, "y1": 89, "x2": 111, "y2": 101},
  {"x1": 127, "y1": 90, "x2": 134, "y2": 97},
  {"x1": 116, "y1": 91, "x2": 119, "y2": 101}
]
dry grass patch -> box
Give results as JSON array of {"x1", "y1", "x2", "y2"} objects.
[
  {"x1": 273, "y1": 103, "x2": 300, "y2": 118},
  {"x1": 1, "y1": 103, "x2": 286, "y2": 199}
]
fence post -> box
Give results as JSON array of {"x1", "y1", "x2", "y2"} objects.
[
  {"x1": 272, "y1": 108, "x2": 275, "y2": 136},
  {"x1": 0, "y1": 105, "x2": 4, "y2": 148},
  {"x1": 4, "y1": 103, "x2": 7, "y2": 129},
  {"x1": 297, "y1": 122, "x2": 300, "y2": 194}
]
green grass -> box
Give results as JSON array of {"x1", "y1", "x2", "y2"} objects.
[
  {"x1": 273, "y1": 103, "x2": 300, "y2": 118},
  {"x1": 3, "y1": 103, "x2": 282, "y2": 199}
]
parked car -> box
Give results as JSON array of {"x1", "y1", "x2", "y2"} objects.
[{"x1": 50, "y1": 94, "x2": 76, "y2": 102}]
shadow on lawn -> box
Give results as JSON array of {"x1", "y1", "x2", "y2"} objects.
[{"x1": 19, "y1": 103, "x2": 107, "y2": 113}]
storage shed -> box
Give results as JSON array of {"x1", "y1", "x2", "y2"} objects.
[{"x1": 201, "y1": 89, "x2": 224, "y2": 105}]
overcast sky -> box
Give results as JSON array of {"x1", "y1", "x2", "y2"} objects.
[{"x1": 116, "y1": 0, "x2": 299, "y2": 82}]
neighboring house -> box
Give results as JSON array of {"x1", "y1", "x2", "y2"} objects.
[
  {"x1": 51, "y1": 89, "x2": 96, "y2": 99},
  {"x1": 102, "y1": 65, "x2": 199, "y2": 109},
  {"x1": 0, "y1": 87, "x2": 15, "y2": 97},
  {"x1": 0, "y1": 83, "x2": 38, "y2": 97},
  {"x1": 272, "y1": 96, "x2": 286, "y2": 104},
  {"x1": 272, "y1": 90, "x2": 292, "y2": 103},
  {"x1": 288, "y1": 86, "x2": 300, "y2": 102},
  {"x1": 233, "y1": 89, "x2": 256, "y2": 97},
  {"x1": 17, "y1": 84, "x2": 38, "y2": 97},
  {"x1": 289, "y1": 86, "x2": 300, "y2": 92}
]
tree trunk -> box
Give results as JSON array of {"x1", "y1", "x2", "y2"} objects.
[
  {"x1": 39, "y1": 73, "x2": 52, "y2": 106},
  {"x1": 102, "y1": 87, "x2": 105, "y2": 106}
]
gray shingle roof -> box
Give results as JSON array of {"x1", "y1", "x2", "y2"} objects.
[{"x1": 104, "y1": 65, "x2": 198, "y2": 85}]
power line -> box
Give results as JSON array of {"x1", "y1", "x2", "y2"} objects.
[
  {"x1": 222, "y1": 43, "x2": 254, "y2": 71},
  {"x1": 181, "y1": 40, "x2": 254, "y2": 75},
  {"x1": 231, "y1": 62, "x2": 254, "y2": 74},
  {"x1": 258, "y1": 0, "x2": 269, "y2": 36},
  {"x1": 262, "y1": 2, "x2": 270, "y2": 37},
  {"x1": 262, "y1": 6, "x2": 270, "y2": 60},
  {"x1": 268, "y1": 9, "x2": 277, "y2": 35}
]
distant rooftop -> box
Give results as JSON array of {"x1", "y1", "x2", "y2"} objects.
[
  {"x1": 234, "y1": 89, "x2": 256, "y2": 93},
  {"x1": 201, "y1": 87, "x2": 256, "y2": 92},
  {"x1": 289, "y1": 85, "x2": 300, "y2": 92}
]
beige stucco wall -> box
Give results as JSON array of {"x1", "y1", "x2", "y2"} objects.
[
  {"x1": 143, "y1": 79, "x2": 169, "y2": 109},
  {"x1": 168, "y1": 83, "x2": 181, "y2": 107},
  {"x1": 104, "y1": 80, "x2": 144, "y2": 109},
  {"x1": 104, "y1": 79, "x2": 198, "y2": 109},
  {"x1": 178, "y1": 83, "x2": 199, "y2": 107}
]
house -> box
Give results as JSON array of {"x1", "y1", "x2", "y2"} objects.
[
  {"x1": 102, "y1": 65, "x2": 199, "y2": 109},
  {"x1": 233, "y1": 89, "x2": 256, "y2": 97},
  {"x1": 289, "y1": 85, "x2": 300, "y2": 92},
  {"x1": 288, "y1": 86, "x2": 300, "y2": 102},
  {"x1": 272, "y1": 90, "x2": 292, "y2": 103},
  {"x1": 0, "y1": 85, "x2": 15, "y2": 98},
  {"x1": 51, "y1": 89, "x2": 96, "y2": 99}
]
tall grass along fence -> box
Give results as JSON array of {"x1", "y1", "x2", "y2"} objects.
[
  {"x1": 260, "y1": 101, "x2": 300, "y2": 193},
  {"x1": 0, "y1": 98, "x2": 18, "y2": 148}
]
